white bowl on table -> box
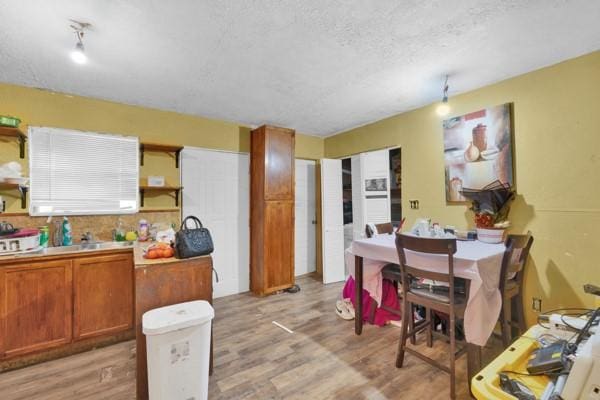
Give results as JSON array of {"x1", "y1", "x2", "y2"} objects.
[{"x1": 476, "y1": 227, "x2": 505, "y2": 244}]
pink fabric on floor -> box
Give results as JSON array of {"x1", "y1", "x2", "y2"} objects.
[{"x1": 342, "y1": 276, "x2": 401, "y2": 326}]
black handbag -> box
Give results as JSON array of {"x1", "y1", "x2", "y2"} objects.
[{"x1": 174, "y1": 216, "x2": 214, "y2": 259}]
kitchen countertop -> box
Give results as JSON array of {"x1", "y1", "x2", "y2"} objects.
[
  {"x1": 133, "y1": 243, "x2": 210, "y2": 267},
  {"x1": 0, "y1": 245, "x2": 133, "y2": 266},
  {"x1": 0, "y1": 241, "x2": 209, "y2": 267}
]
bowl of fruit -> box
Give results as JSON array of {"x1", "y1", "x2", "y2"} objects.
[
  {"x1": 143, "y1": 242, "x2": 175, "y2": 259},
  {"x1": 474, "y1": 213, "x2": 510, "y2": 244}
]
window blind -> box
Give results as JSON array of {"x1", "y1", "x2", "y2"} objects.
[{"x1": 29, "y1": 127, "x2": 139, "y2": 216}]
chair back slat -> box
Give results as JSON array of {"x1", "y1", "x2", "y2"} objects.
[
  {"x1": 397, "y1": 234, "x2": 457, "y2": 255},
  {"x1": 507, "y1": 262, "x2": 524, "y2": 275},
  {"x1": 499, "y1": 232, "x2": 534, "y2": 294},
  {"x1": 365, "y1": 222, "x2": 394, "y2": 238},
  {"x1": 404, "y1": 265, "x2": 451, "y2": 283},
  {"x1": 376, "y1": 223, "x2": 394, "y2": 235}
]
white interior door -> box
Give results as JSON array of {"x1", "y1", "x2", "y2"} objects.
[
  {"x1": 351, "y1": 154, "x2": 364, "y2": 240},
  {"x1": 181, "y1": 148, "x2": 249, "y2": 298},
  {"x1": 352, "y1": 149, "x2": 391, "y2": 239},
  {"x1": 295, "y1": 159, "x2": 317, "y2": 276},
  {"x1": 320, "y1": 158, "x2": 346, "y2": 284}
]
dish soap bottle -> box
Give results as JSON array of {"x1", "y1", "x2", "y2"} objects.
[{"x1": 62, "y1": 217, "x2": 73, "y2": 246}]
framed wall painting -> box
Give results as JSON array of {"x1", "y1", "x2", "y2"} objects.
[{"x1": 443, "y1": 103, "x2": 514, "y2": 202}]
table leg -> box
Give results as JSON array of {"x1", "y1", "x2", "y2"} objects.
[
  {"x1": 355, "y1": 255, "x2": 363, "y2": 335},
  {"x1": 466, "y1": 343, "x2": 482, "y2": 396}
]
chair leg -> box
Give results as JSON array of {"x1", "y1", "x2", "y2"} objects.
[
  {"x1": 515, "y1": 294, "x2": 526, "y2": 335},
  {"x1": 504, "y1": 299, "x2": 513, "y2": 346},
  {"x1": 425, "y1": 307, "x2": 433, "y2": 348},
  {"x1": 449, "y1": 313, "x2": 456, "y2": 400},
  {"x1": 396, "y1": 299, "x2": 411, "y2": 368},
  {"x1": 502, "y1": 298, "x2": 512, "y2": 347},
  {"x1": 408, "y1": 305, "x2": 417, "y2": 345}
]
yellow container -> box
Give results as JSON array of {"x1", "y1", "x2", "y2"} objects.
[{"x1": 471, "y1": 327, "x2": 551, "y2": 399}]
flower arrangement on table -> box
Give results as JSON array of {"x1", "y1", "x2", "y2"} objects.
[{"x1": 460, "y1": 180, "x2": 515, "y2": 243}]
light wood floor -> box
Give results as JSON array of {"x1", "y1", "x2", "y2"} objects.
[{"x1": 0, "y1": 274, "x2": 501, "y2": 399}]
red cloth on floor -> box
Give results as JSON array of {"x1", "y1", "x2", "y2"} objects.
[{"x1": 342, "y1": 276, "x2": 401, "y2": 326}]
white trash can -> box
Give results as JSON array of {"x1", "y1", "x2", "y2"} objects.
[{"x1": 143, "y1": 300, "x2": 214, "y2": 400}]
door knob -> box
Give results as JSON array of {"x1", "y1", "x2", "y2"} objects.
[{"x1": 311, "y1": 220, "x2": 317, "y2": 224}]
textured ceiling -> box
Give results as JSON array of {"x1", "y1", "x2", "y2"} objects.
[{"x1": 0, "y1": 1, "x2": 599, "y2": 136}]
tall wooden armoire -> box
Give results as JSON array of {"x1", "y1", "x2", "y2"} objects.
[{"x1": 250, "y1": 125, "x2": 295, "y2": 295}]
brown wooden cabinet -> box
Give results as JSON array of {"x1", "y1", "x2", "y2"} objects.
[
  {"x1": 135, "y1": 256, "x2": 213, "y2": 400},
  {"x1": 250, "y1": 125, "x2": 295, "y2": 295},
  {"x1": 0, "y1": 250, "x2": 135, "y2": 365},
  {"x1": 73, "y1": 253, "x2": 134, "y2": 340},
  {"x1": 0, "y1": 260, "x2": 73, "y2": 358}
]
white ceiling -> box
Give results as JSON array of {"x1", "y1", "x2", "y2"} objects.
[{"x1": 0, "y1": 1, "x2": 599, "y2": 136}]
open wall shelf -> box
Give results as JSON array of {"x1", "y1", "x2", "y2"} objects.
[
  {"x1": 139, "y1": 142, "x2": 183, "y2": 168},
  {"x1": 139, "y1": 185, "x2": 182, "y2": 207},
  {"x1": 0, "y1": 126, "x2": 26, "y2": 158},
  {"x1": 0, "y1": 182, "x2": 28, "y2": 209}
]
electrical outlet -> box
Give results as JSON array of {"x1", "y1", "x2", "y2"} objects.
[
  {"x1": 409, "y1": 200, "x2": 420, "y2": 210},
  {"x1": 587, "y1": 385, "x2": 600, "y2": 399},
  {"x1": 532, "y1": 297, "x2": 542, "y2": 313}
]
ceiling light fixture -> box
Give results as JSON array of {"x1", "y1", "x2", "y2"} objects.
[
  {"x1": 436, "y1": 75, "x2": 450, "y2": 117},
  {"x1": 69, "y1": 20, "x2": 91, "y2": 65}
]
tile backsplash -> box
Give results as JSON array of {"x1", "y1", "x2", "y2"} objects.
[{"x1": 1, "y1": 211, "x2": 181, "y2": 244}]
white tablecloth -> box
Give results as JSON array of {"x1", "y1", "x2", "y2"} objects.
[{"x1": 346, "y1": 234, "x2": 506, "y2": 346}]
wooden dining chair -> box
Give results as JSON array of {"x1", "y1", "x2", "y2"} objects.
[
  {"x1": 364, "y1": 224, "x2": 397, "y2": 285},
  {"x1": 363, "y1": 223, "x2": 420, "y2": 340},
  {"x1": 395, "y1": 233, "x2": 469, "y2": 400},
  {"x1": 365, "y1": 222, "x2": 394, "y2": 237},
  {"x1": 498, "y1": 232, "x2": 534, "y2": 347}
]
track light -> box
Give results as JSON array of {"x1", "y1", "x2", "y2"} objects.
[
  {"x1": 71, "y1": 40, "x2": 86, "y2": 64},
  {"x1": 69, "y1": 20, "x2": 90, "y2": 65},
  {"x1": 436, "y1": 75, "x2": 450, "y2": 117}
]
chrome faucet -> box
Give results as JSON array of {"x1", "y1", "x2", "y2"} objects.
[{"x1": 80, "y1": 231, "x2": 94, "y2": 243}]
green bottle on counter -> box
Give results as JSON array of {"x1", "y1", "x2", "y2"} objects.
[
  {"x1": 62, "y1": 217, "x2": 73, "y2": 246},
  {"x1": 114, "y1": 219, "x2": 126, "y2": 242}
]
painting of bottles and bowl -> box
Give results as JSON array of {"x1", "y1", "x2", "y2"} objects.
[{"x1": 443, "y1": 103, "x2": 515, "y2": 203}]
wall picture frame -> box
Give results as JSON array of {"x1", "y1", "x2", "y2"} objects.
[{"x1": 443, "y1": 103, "x2": 514, "y2": 202}]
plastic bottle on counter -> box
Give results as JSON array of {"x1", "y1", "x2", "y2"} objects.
[
  {"x1": 39, "y1": 226, "x2": 49, "y2": 248},
  {"x1": 114, "y1": 219, "x2": 126, "y2": 242},
  {"x1": 62, "y1": 217, "x2": 73, "y2": 246},
  {"x1": 138, "y1": 219, "x2": 149, "y2": 241}
]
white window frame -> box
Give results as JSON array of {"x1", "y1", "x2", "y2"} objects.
[{"x1": 28, "y1": 127, "x2": 140, "y2": 216}]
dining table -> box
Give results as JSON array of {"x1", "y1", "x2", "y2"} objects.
[{"x1": 347, "y1": 233, "x2": 507, "y2": 381}]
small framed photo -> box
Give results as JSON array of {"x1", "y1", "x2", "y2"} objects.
[{"x1": 365, "y1": 178, "x2": 387, "y2": 192}]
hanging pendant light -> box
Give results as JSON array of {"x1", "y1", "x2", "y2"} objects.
[
  {"x1": 436, "y1": 75, "x2": 450, "y2": 117},
  {"x1": 69, "y1": 20, "x2": 90, "y2": 65}
]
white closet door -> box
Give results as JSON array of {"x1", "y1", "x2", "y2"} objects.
[
  {"x1": 295, "y1": 159, "x2": 317, "y2": 276},
  {"x1": 362, "y1": 149, "x2": 391, "y2": 225},
  {"x1": 320, "y1": 158, "x2": 346, "y2": 284},
  {"x1": 351, "y1": 155, "x2": 364, "y2": 240},
  {"x1": 181, "y1": 148, "x2": 249, "y2": 298},
  {"x1": 352, "y1": 149, "x2": 391, "y2": 237}
]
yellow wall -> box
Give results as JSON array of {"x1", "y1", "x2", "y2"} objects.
[
  {"x1": 0, "y1": 82, "x2": 324, "y2": 212},
  {"x1": 325, "y1": 51, "x2": 600, "y2": 323}
]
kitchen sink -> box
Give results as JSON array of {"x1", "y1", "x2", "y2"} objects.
[{"x1": 26, "y1": 241, "x2": 135, "y2": 256}]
